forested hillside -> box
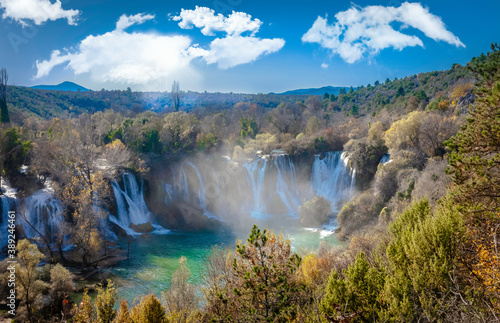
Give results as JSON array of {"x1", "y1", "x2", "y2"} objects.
[
  {"x1": 6, "y1": 86, "x2": 309, "y2": 121},
  {"x1": 8, "y1": 61, "x2": 470, "y2": 122}
]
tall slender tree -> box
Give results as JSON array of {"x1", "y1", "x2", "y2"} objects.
[
  {"x1": 0, "y1": 68, "x2": 9, "y2": 123},
  {"x1": 171, "y1": 80, "x2": 180, "y2": 112}
]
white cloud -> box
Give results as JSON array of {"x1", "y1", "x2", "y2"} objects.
[
  {"x1": 0, "y1": 0, "x2": 79, "y2": 26},
  {"x1": 173, "y1": 6, "x2": 285, "y2": 69},
  {"x1": 115, "y1": 13, "x2": 154, "y2": 31},
  {"x1": 302, "y1": 2, "x2": 464, "y2": 63},
  {"x1": 35, "y1": 50, "x2": 73, "y2": 78},
  {"x1": 321, "y1": 63, "x2": 328, "y2": 69},
  {"x1": 34, "y1": 14, "x2": 205, "y2": 84},
  {"x1": 173, "y1": 6, "x2": 261, "y2": 36},
  {"x1": 35, "y1": 9, "x2": 285, "y2": 85},
  {"x1": 204, "y1": 36, "x2": 285, "y2": 69}
]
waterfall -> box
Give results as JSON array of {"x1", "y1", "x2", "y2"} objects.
[
  {"x1": 178, "y1": 167, "x2": 190, "y2": 200},
  {"x1": 181, "y1": 163, "x2": 225, "y2": 221},
  {"x1": 379, "y1": 153, "x2": 391, "y2": 164},
  {"x1": 162, "y1": 151, "x2": 356, "y2": 228},
  {"x1": 1, "y1": 178, "x2": 65, "y2": 249},
  {"x1": 340, "y1": 152, "x2": 357, "y2": 197},
  {"x1": 110, "y1": 173, "x2": 169, "y2": 235},
  {"x1": 19, "y1": 189, "x2": 63, "y2": 244},
  {"x1": 273, "y1": 155, "x2": 301, "y2": 215},
  {"x1": 0, "y1": 179, "x2": 62, "y2": 249},
  {"x1": 243, "y1": 157, "x2": 268, "y2": 219},
  {"x1": 241, "y1": 155, "x2": 300, "y2": 219},
  {"x1": 1, "y1": 178, "x2": 17, "y2": 198},
  {"x1": 304, "y1": 152, "x2": 355, "y2": 235},
  {"x1": 349, "y1": 169, "x2": 356, "y2": 196},
  {"x1": 163, "y1": 183, "x2": 174, "y2": 206},
  {"x1": 311, "y1": 152, "x2": 355, "y2": 211},
  {"x1": 2, "y1": 178, "x2": 116, "y2": 252},
  {"x1": 187, "y1": 162, "x2": 208, "y2": 211},
  {"x1": 110, "y1": 173, "x2": 150, "y2": 232},
  {"x1": 172, "y1": 155, "x2": 304, "y2": 221},
  {"x1": 0, "y1": 191, "x2": 16, "y2": 252}
]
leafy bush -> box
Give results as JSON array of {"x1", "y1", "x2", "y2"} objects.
[
  {"x1": 299, "y1": 195, "x2": 332, "y2": 227},
  {"x1": 203, "y1": 225, "x2": 306, "y2": 322},
  {"x1": 323, "y1": 199, "x2": 466, "y2": 322},
  {"x1": 95, "y1": 281, "x2": 117, "y2": 323},
  {"x1": 130, "y1": 294, "x2": 167, "y2": 323}
]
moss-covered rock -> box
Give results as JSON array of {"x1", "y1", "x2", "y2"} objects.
[
  {"x1": 299, "y1": 196, "x2": 331, "y2": 227},
  {"x1": 129, "y1": 222, "x2": 154, "y2": 234}
]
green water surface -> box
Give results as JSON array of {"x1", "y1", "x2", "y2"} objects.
[{"x1": 110, "y1": 227, "x2": 345, "y2": 304}]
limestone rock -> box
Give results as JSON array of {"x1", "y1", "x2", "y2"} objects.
[
  {"x1": 299, "y1": 196, "x2": 331, "y2": 227},
  {"x1": 129, "y1": 222, "x2": 154, "y2": 234}
]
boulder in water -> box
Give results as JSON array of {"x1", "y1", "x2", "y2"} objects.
[
  {"x1": 299, "y1": 196, "x2": 331, "y2": 227},
  {"x1": 129, "y1": 222, "x2": 154, "y2": 234},
  {"x1": 109, "y1": 221, "x2": 128, "y2": 238}
]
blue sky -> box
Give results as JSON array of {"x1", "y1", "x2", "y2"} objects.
[{"x1": 0, "y1": 0, "x2": 498, "y2": 93}]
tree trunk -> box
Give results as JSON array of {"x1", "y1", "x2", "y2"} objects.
[{"x1": 57, "y1": 238, "x2": 67, "y2": 264}]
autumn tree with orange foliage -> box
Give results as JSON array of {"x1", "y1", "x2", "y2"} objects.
[{"x1": 472, "y1": 223, "x2": 500, "y2": 311}]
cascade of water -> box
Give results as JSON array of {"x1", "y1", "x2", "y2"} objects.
[
  {"x1": 1, "y1": 179, "x2": 19, "y2": 252},
  {"x1": 243, "y1": 157, "x2": 268, "y2": 219},
  {"x1": 379, "y1": 153, "x2": 391, "y2": 164},
  {"x1": 177, "y1": 167, "x2": 190, "y2": 200},
  {"x1": 0, "y1": 194, "x2": 16, "y2": 252},
  {"x1": 110, "y1": 173, "x2": 169, "y2": 235},
  {"x1": 311, "y1": 152, "x2": 354, "y2": 211},
  {"x1": 271, "y1": 155, "x2": 301, "y2": 217},
  {"x1": 340, "y1": 152, "x2": 357, "y2": 197},
  {"x1": 18, "y1": 188, "x2": 63, "y2": 245},
  {"x1": 162, "y1": 151, "x2": 356, "y2": 227},
  {"x1": 111, "y1": 175, "x2": 150, "y2": 227},
  {"x1": 186, "y1": 162, "x2": 208, "y2": 210},
  {"x1": 163, "y1": 183, "x2": 175, "y2": 206},
  {"x1": 185, "y1": 162, "x2": 224, "y2": 221},
  {"x1": 349, "y1": 169, "x2": 356, "y2": 197},
  {"x1": 1, "y1": 178, "x2": 17, "y2": 198}
]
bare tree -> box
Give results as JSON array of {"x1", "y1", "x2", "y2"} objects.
[
  {"x1": 29, "y1": 115, "x2": 133, "y2": 266},
  {"x1": 0, "y1": 68, "x2": 9, "y2": 123},
  {"x1": 171, "y1": 80, "x2": 180, "y2": 112},
  {"x1": 162, "y1": 256, "x2": 198, "y2": 321},
  {"x1": 266, "y1": 102, "x2": 303, "y2": 135}
]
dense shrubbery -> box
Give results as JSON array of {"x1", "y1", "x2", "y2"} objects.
[
  {"x1": 323, "y1": 199, "x2": 466, "y2": 322},
  {"x1": 327, "y1": 44, "x2": 500, "y2": 321}
]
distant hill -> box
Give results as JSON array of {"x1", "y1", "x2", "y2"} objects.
[
  {"x1": 31, "y1": 81, "x2": 90, "y2": 92},
  {"x1": 274, "y1": 86, "x2": 347, "y2": 96}
]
